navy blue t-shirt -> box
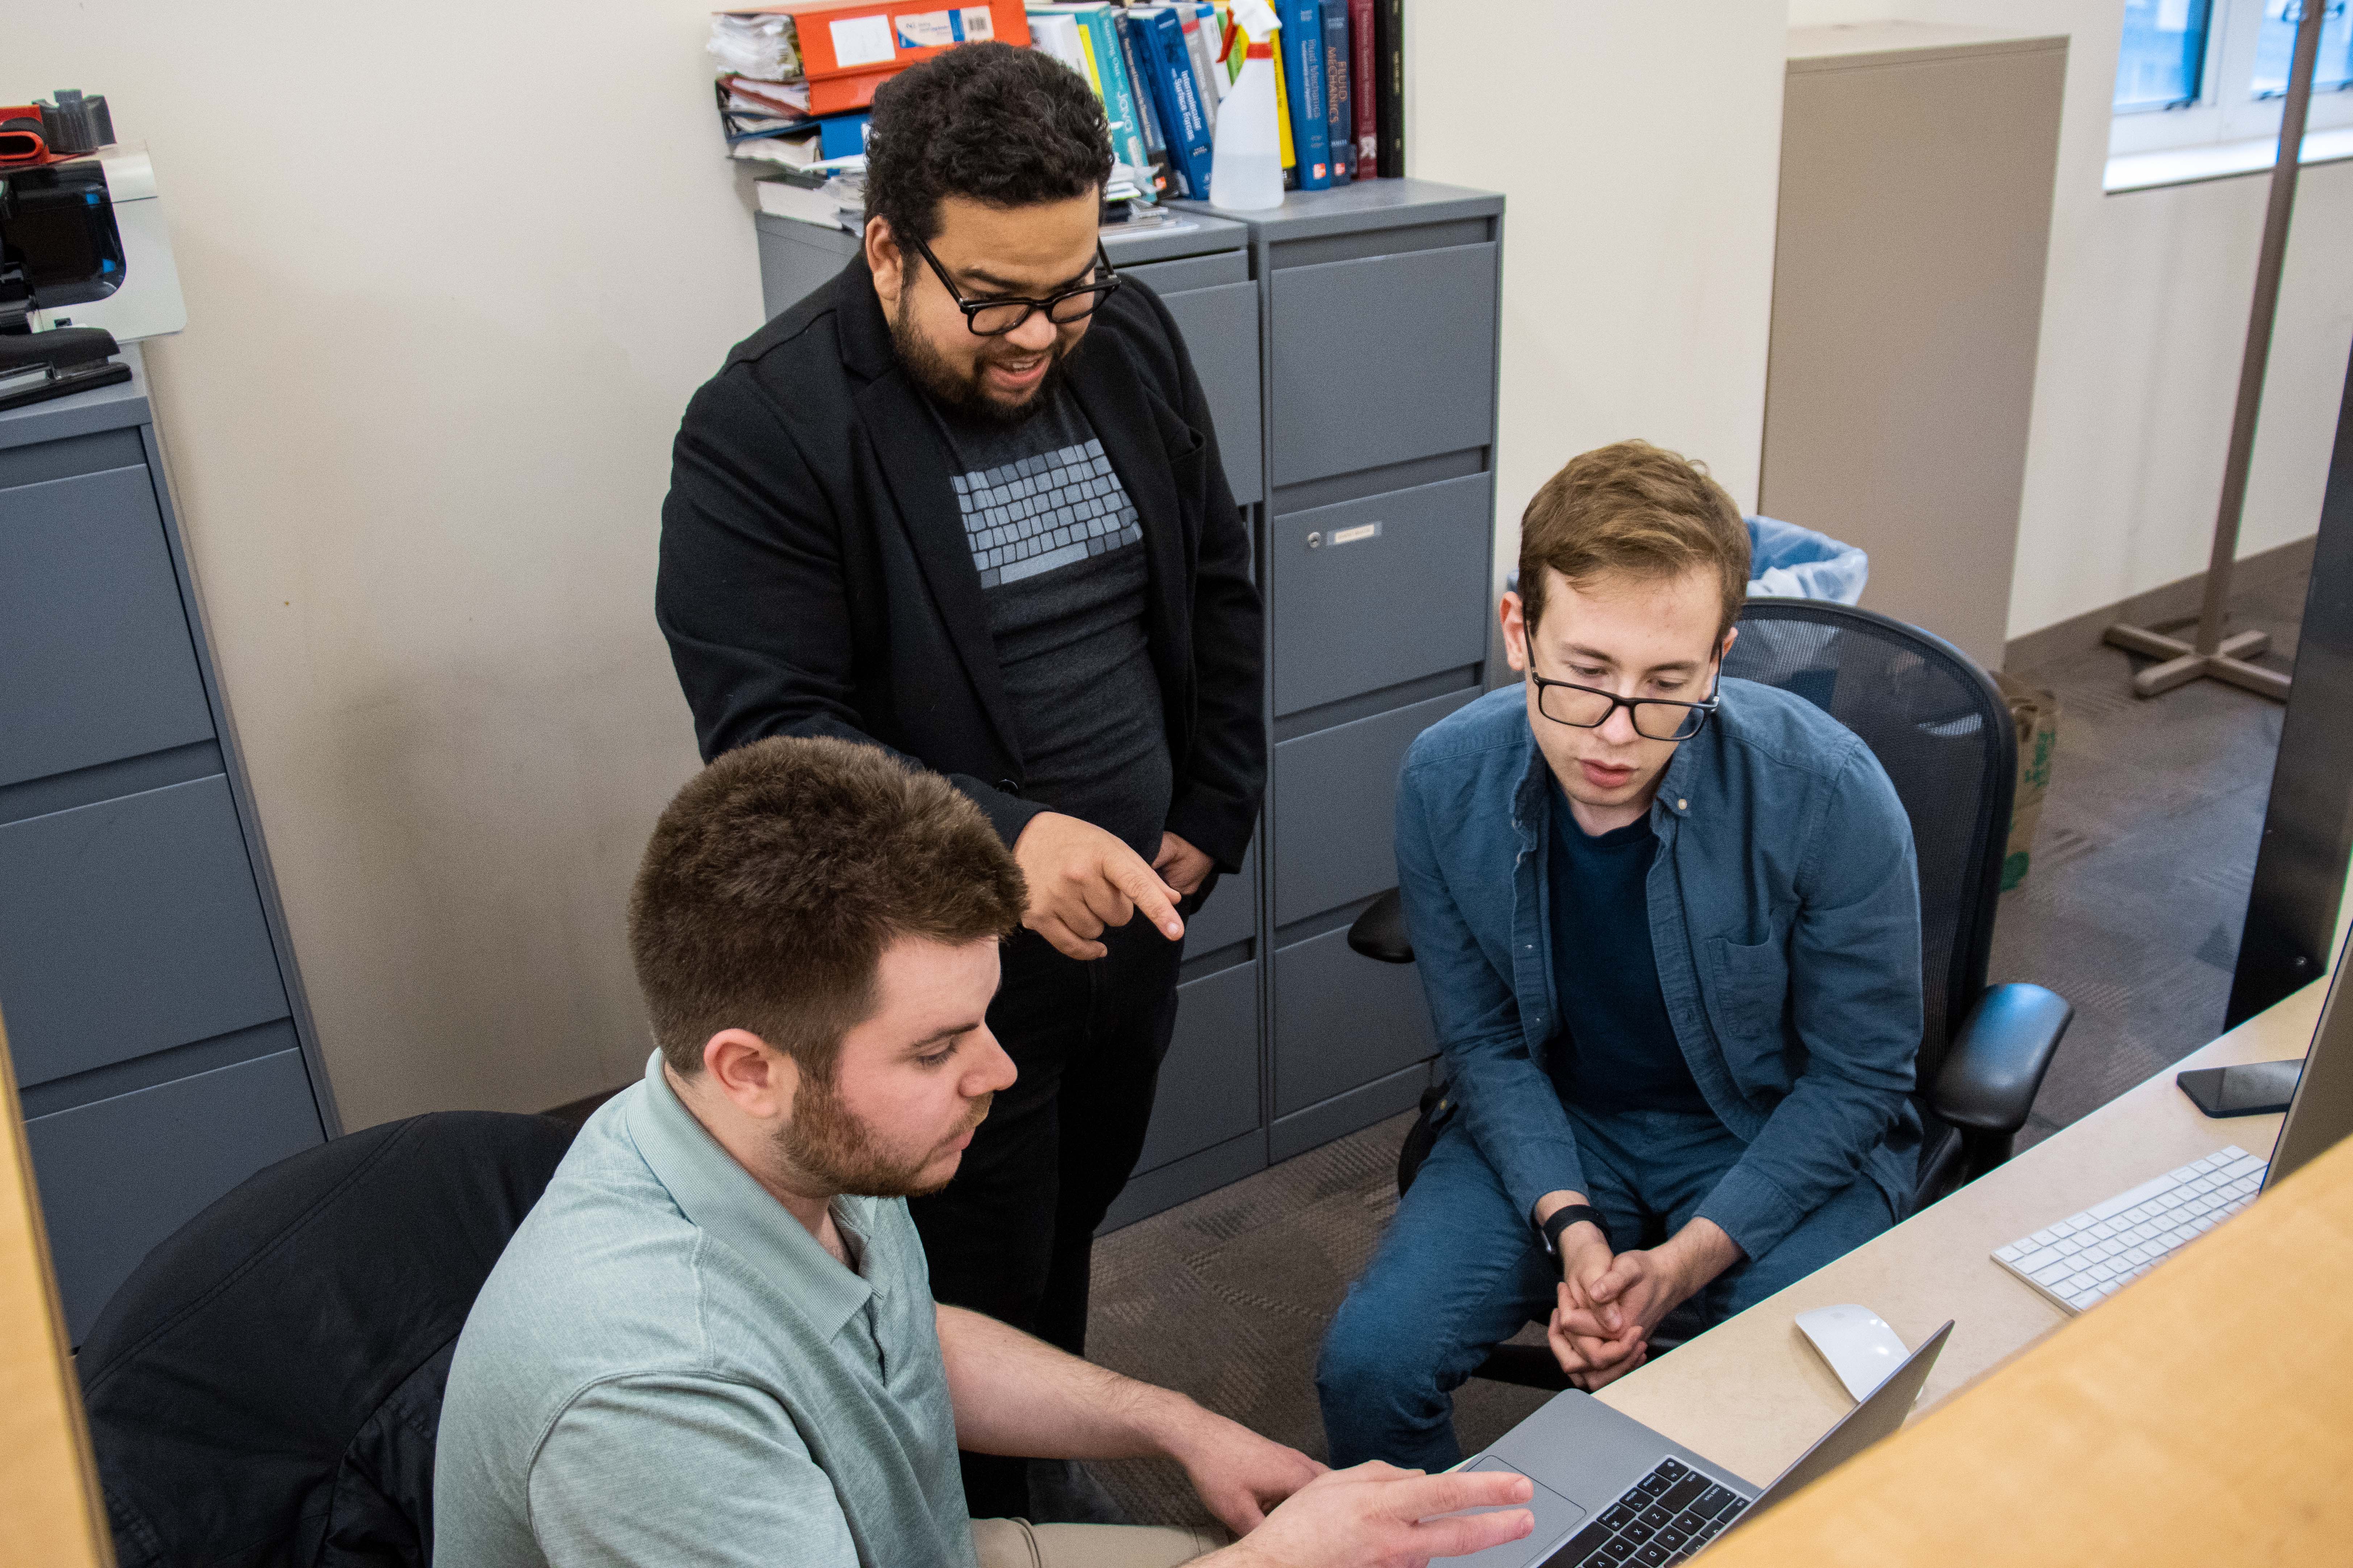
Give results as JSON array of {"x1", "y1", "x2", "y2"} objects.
[{"x1": 1546, "y1": 781, "x2": 1712, "y2": 1117}]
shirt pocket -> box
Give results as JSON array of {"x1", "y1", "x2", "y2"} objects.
[{"x1": 1705, "y1": 932, "x2": 1793, "y2": 1094}]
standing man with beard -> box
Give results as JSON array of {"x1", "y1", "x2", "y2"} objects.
[{"x1": 656, "y1": 42, "x2": 1263, "y2": 1519}]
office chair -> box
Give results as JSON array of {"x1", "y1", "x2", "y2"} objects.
[
  {"x1": 1350, "y1": 600, "x2": 2074, "y2": 1390},
  {"x1": 75, "y1": 1111, "x2": 577, "y2": 1568}
]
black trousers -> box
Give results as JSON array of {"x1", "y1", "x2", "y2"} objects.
[{"x1": 909, "y1": 896, "x2": 1193, "y2": 1520}]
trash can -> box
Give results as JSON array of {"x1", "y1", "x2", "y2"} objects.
[
  {"x1": 1746, "y1": 515, "x2": 1868, "y2": 605},
  {"x1": 1992, "y1": 673, "x2": 2061, "y2": 891}
]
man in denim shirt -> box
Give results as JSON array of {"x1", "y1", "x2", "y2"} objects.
[{"x1": 1317, "y1": 443, "x2": 1922, "y2": 1469}]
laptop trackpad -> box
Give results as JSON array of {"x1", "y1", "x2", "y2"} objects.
[{"x1": 1430, "y1": 1455, "x2": 1588, "y2": 1567}]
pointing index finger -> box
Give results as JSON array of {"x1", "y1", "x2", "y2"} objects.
[{"x1": 1113, "y1": 857, "x2": 1185, "y2": 940}]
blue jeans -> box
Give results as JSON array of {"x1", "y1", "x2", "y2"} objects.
[{"x1": 1315, "y1": 1106, "x2": 1896, "y2": 1470}]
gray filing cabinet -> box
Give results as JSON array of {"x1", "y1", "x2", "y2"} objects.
[
  {"x1": 750, "y1": 179, "x2": 1501, "y2": 1225},
  {"x1": 0, "y1": 348, "x2": 337, "y2": 1342}
]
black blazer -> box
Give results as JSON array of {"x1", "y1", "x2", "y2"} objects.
[{"x1": 657, "y1": 256, "x2": 1265, "y2": 870}]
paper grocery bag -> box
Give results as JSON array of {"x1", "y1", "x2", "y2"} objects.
[{"x1": 1993, "y1": 673, "x2": 2060, "y2": 891}]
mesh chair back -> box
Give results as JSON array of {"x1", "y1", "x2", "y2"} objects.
[{"x1": 1723, "y1": 602, "x2": 2015, "y2": 1084}]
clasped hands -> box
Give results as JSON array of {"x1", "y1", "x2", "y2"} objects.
[{"x1": 1540, "y1": 1202, "x2": 1742, "y2": 1391}]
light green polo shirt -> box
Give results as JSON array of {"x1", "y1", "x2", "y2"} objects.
[{"x1": 434, "y1": 1052, "x2": 977, "y2": 1568}]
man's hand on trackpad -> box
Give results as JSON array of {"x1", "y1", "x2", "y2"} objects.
[{"x1": 1205, "y1": 1463, "x2": 1535, "y2": 1568}]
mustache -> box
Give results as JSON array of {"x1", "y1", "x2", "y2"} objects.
[{"x1": 953, "y1": 1093, "x2": 993, "y2": 1138}]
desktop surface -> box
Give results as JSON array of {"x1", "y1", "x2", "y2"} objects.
[
  {"x1": 1699, "y1": 1097, "x2": 2353, "y2": 1565},
  {"x1": 1583, "y1": 980, "x2": 2321, "y2": 1488}
]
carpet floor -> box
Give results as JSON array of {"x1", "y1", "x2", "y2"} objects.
[{"x1": 1080, "y1": 565, "x2": 2311, "y2": 1527}]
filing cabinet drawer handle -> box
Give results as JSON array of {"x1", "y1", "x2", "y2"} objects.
[{"x1": 1306, "y1": 521, "x2": 1382, "y2": 550}]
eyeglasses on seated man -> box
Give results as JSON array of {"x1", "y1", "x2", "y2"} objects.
[{"x1": 1315, "y1": 441, "x2": 1925, "y2": 1470}]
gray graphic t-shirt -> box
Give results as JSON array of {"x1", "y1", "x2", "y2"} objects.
[{"x1": 932, "y1": 385, "x2": 1173, "y2": 860}]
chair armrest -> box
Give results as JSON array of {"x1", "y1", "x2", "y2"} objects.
[
  {"x1": 1930, "y1": 983, "x2": 2073, "y2": 1135},
  {"x1": 1348, "y1": 888, "x2": 1415, "y2": 964}
]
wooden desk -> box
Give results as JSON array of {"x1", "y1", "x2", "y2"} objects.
[
  {"x1": 0, "y1": 1014, "x2": 113, "y2": 1568},
  {"x1": 1704, "y1": 1057, "x2": 2353, "y2": 1565},
  {"x1": 1595, "y1": 981, "x2": 2325, "y2": 1489}
]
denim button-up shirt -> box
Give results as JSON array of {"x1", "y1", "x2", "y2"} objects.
[{"x1": 1395, "y1": 681, "x2": 1923, "y2": 1259}]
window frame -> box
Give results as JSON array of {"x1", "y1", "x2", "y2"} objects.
[{"x1": 2110, "y1": 0, "x2": 2353, "y2": 159}]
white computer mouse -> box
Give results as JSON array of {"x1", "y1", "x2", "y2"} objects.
[{"x1": 1793, "y1": 1303, "x2": 1913, "y2": 1404}]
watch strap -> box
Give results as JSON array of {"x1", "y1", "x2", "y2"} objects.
[{"x1": 1541, "y1": 1204, "x2": 1609, "y2": 1255}]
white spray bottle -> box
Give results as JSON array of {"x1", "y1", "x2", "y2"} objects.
[{"x1": 1208, "y1": 0, "x2": 1284, "y2": 210}]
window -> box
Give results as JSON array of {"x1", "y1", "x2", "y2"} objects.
[
  {"x1": 2110, "y1": 0, "x2": 2353, "y2": 160},
  {"x1": 2115, "y1": 0, "x2": 2215, "y2": 112},
  {"x1": 2250, "y1": 0, "x2": 2353, "y2": 95}
]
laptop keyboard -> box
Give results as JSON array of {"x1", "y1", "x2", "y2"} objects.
[{"x1": 1541, "y1": 1457, "x2": 1749, "y2": 1566}]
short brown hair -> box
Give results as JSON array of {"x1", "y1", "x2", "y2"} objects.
[
  {"x1": 1518, "y1": 441, "x2": 1749, "y2": 639},
  {"x1": 627, "y1": 737, "x2": 1027, "y2": 1078}
]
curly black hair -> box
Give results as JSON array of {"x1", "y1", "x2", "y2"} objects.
[{"x1": 863, "y1": 41, "x2": 1114, "y2": 246}]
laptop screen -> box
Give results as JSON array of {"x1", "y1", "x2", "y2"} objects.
[{"x1": 1730, "y1": 1318, "x2": 1953, "y2": 1529}]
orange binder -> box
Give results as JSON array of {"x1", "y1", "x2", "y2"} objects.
[{"x1": 732, "y1": 0, "x2": 1034, "y2": 116}]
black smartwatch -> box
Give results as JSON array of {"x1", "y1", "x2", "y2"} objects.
[{"x1": 1541, "y1": 1204, "x2": 1609, "y2": 1255}]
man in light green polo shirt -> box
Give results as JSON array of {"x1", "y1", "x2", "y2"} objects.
[{"x1": 435, "y1": 735, "x2": 1533, "y2": 1568}]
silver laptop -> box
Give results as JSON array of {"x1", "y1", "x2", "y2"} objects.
[{"x1": 1439, "y1": 1319, "x2": 1951, "y2": 1567}]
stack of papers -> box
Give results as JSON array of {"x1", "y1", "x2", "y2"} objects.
[
  {"x1": 712, "y1": 11, "x2": 815, "y2": 154},
  {"x1": 710, "y1": 12, "x2": 803, "y2": 81},
  {"x1": 724, "y1": 75, "x2": 811, "y2": 117},
  {"x1": 732, "y1": 130, "x2": 826, "y2": 169},
  {"x1": 755, "y1": 165, "x2": 868, "y2": 232}
]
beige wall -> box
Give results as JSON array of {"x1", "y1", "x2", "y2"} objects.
[
  {"x1": 13, "y1": 3, "x2": 752, "y2": 1126},
  {"x1": 39, "y1": 1, "x2": 2318, "y2": 1128},
  {"x1": 1789, "y1": 0, "x2": 2353, "y2": 643},
  {"x1": 1408, "y1": 0, "x2": 1792, "y2": 595},
  {"x1": 17, "y1": 3, "x2": 1800, "y2": 1129}
]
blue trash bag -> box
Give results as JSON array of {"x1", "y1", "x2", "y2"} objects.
[
  {"x1": 1500, "y1": 515, "x2": 1866, "y2": 605},
  {"x1": 1746, "y1": 514, "x2": 1867, "y2": 605}
]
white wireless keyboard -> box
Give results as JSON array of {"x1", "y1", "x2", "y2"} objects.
[{"x1": 1991, "y1": 1145, "x2": 2267, "y2": 1313}]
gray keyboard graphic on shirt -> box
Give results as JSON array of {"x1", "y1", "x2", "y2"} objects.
[{"x1": 951, "y1": 438, "x2": 1141, "y2": 588}]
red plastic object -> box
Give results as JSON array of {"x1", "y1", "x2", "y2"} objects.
[{"x1": 0, "y1": 106, "x2": 50, "y2": 165}]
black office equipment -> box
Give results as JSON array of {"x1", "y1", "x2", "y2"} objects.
[
  {"x1": 76, "y1": 1112, "x2": 575, "y2": 1568},
  {"x1": 1359, "y1": 600, "x2": 2071, "y2": 1390},
  {"x1": 2178, "y1": 1059, "x2": 2301, "y2": 1118},
  {"x1": 0, "y1": 324, "x2": 129, "y2": 410},
  {"x1": 0, "y1": 155, "x2": 132, "y2": 408},
  {"x1": 1, "y1": 157, "x2": 126, "y2": 325},
  {"x1": 2228, "y1": 338, "x2": 2353, "y2": 1027}
]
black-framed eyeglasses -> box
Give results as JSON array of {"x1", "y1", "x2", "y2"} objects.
[
  {"x1": 1527, "y1": 655, "x2": 1723, "y2": 742},
  {"x1": 905, "y1": 232, "x2": 1121, "y2": 336}
]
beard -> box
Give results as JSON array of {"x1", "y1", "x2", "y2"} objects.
[
  {"x1": 774, "y1": 1071, "x2": 991, "y2": 1200},
  {"x1": 891, "y1": 291, "x2": 1071, "y2": 424}
]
